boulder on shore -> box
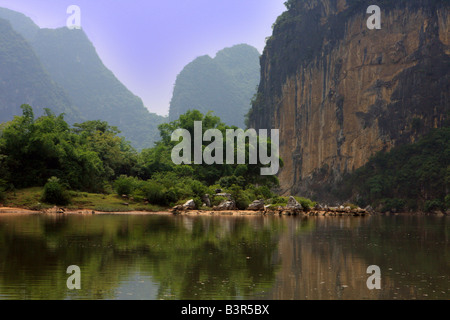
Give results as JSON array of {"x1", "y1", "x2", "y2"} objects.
[
  {"x1": 248, "y1": 199, "x2": 265, "y2": 211},
  {"x1": 278, "y1": 196, "x2": 304, "y2": 215},
  {"x1": 286, "y1": 197, "x2": 303, "y2": 211},
  {"x1": 172, "y1": 199, "x2": 196, "y2": 212},
  {"x1": 213, "y1": 200, "x2": 237, "y2": 211}
]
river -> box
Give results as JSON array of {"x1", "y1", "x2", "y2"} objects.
[{"x1": 0, "y1": 214, "x2": 448, "y2": 300}]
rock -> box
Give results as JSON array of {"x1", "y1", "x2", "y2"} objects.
[
  {"x1": 286, "y1": 196, "x2": 303, "y2": 210},
  {"x1": 314, "y1": 204, "x2": 323, "y2": 211},
  {"x1": 248, "y1": 199, "x2": 265, "y2": 211},
  {"x1": 213, "y1": 200, "x2": 237, "y2": 211},
  {"x1": 182, "y1": 199, "x2": 196, "y2": 210},
  {"x1": 172, "y1": 199, "x2": 197, "y2": 212},
  {"x1": 433, "y1": 210, "x2": 445, "y2": 217},
  {"x1": 281, "y1": 196, "x2": 304, "y2": 215},
  {"x1": 202, "y1": 194, "x2": 211, "y2": 207},
  {"x1": 122, "y1": 194, "x2": 129, "y2": 199}
]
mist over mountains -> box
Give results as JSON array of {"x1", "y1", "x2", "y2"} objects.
[{"x1": 0, "y1": 7, "x2": 164, "y2": 150}]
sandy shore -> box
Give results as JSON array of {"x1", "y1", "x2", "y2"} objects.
[
  {"x1": 0, "y1": 207, "x2": 40, "y2": 215},
  {"x1": 0, "y1": 206, "x2": 268, "y2": 217}
]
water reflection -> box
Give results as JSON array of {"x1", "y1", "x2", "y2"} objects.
[{"x1": 0, "y1": 214, "x2": 448, "y2": 300}]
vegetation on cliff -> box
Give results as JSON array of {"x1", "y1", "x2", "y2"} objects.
[
  {"x1": 334, "y1": 123, "x2": 450, "y2": 213},
  {"x1": 0, "y1": 18, "x2": 77, "y2": 123},
  {"x1": 248, "y1": 0, "x2": 449, "y2": 212}
]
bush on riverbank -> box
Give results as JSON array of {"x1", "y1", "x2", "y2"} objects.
[{"x1": 41, "y1": 177, "x2": 71, "y2": 206}]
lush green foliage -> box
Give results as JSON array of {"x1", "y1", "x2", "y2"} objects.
[
  {"x1": 0, "y1": 105, "x2": 137, "y2": 192},
  {"x1": 336, "y1": 126, "x2": 450, "y2": 212},
  {"x1": 110, "y1": 109, "x2": 281, "y2": 207},
  {"x1": 0, "y1": 106, "x2": 281, "y2": 209},
  {"x1": 41, "y1": 176, "x2": 71, "y2": 205},
  {"x1": 169, "y1": 44, "x2": 260, "y2": 128}
]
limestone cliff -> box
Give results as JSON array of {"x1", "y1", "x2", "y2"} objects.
[{"x1": 249, "y1": 0, "x2": 449, "y2": 198}]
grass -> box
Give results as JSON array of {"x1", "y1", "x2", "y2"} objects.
[{"x1": 2, "y1": 187, "x2": 167, "y2": 212}]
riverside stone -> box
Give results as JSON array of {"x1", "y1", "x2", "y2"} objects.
[{"x1": 248, "y1": 199, "x2": 265, "y2": 211}]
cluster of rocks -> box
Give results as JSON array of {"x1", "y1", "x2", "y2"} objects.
[
  {"x1": 42, "y1": 206, "x2": 66, "y2": 214},
  {"x1": 269, "y1": 198, "x2": 371, "y2": 216},
  {"x1": 171, "y1": 193, "x2": 372, "y2": 217}
]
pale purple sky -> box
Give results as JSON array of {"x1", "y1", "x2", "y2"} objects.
[{"x1": 0, "y1": 0, "x2": 286, "y2": 116}]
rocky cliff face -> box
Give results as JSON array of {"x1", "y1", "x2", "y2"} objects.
[{"x1": 249, "y1": 0, "x2": 449, "y2": 197}]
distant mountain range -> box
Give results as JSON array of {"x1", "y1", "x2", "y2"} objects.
[
  {"x1": 0, "y1": 7, "x2": 261, "y2": 150},
  {"x1": 0, "y1": 7, "x2": 164, "y2": 150},
  {"x1": 169, "y1": 44, "x2": 260, "y2": 128}
]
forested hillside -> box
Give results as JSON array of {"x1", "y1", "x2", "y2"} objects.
[
  {"x1": 0, "y1": 18, "x2": 78, "y2": 123},
  {"x1": 169, "y1": 44, "x2": 260, "y2": 128}
]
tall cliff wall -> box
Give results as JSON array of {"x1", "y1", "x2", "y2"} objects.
[{"x1": 249, "y1": 0, "x2": 449, "y2": 198}]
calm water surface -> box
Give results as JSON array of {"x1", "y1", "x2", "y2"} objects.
[{"x1": 0, "y1": 214, "x2": 448, "y2": 300}]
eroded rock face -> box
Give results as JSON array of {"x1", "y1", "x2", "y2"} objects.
[{"x1": 249, "y1": 0, "x2": 449, "y2": 199}]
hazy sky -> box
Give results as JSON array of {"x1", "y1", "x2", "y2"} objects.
[{"x1": 1, "y1": 0, "x2": 286, "y2": 116}]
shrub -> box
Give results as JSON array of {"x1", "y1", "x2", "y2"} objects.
[
  {"x1": 0, "y1": 179, "x2": 8, "y2": 203},
  {"x1": 343, "y1": 203, "x2": 358, "y2": 210},
  {"x1": 294, "y1": 197, "x2": 317, "y2": 210},
  {"x1": 141, "y1": 180, "x2": 166, "y2": 205},
  {"x1": 164, "y1": 188, "x2": 179, "y2": 205},
  {"x1": 42, "y1": 177, "x2": 71, "y2": 205},
  {"x1": 114, "y1": 175, "x2": 137, "y2": 196},
  {"x1": 189, "y1": 179, "x2": 208, "y2": 198},
  {"x1": 255, "y1": 185, "x2": 273, "y2": 199},
  {"x1": 424, "y1": 199, "x2": 444, "y2": 213},
  {"x1": 271, "y1": 196, "x2": 288, "y2": 206},
  {"x1": 229, "y1": 184, "x2": 251, "y2": 210},
  {"x1": 381, "y1": 198, "x2": 406, "y2": 213},
  {"x1": 218, "y1": 175, "x2": 245, "y2": 188},
  {"x1": 211, "y1": 196, "x2": 228, "y2": 207},
  {"x1": 445, "y1": 195, "x2": 450, "y2": 210}
]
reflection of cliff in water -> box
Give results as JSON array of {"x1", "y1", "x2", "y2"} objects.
[{"x1": 263, "y1": 216, "x2": 449, "y2": 300}]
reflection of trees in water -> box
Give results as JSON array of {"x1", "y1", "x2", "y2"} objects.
[
  {"x1": 141, "y1": 216, "x2": 284, "y2": 300},
  {"x1": 0, "y1": 215, "x2": 285, "y2": 300}
]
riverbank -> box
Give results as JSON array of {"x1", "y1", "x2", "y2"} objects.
[
  {"x1": 1, "y1": 188, "x2": 447, "y2": 217},
  {"x1": 1, "y1": 205, "x2": 447, "y2": 217}
]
